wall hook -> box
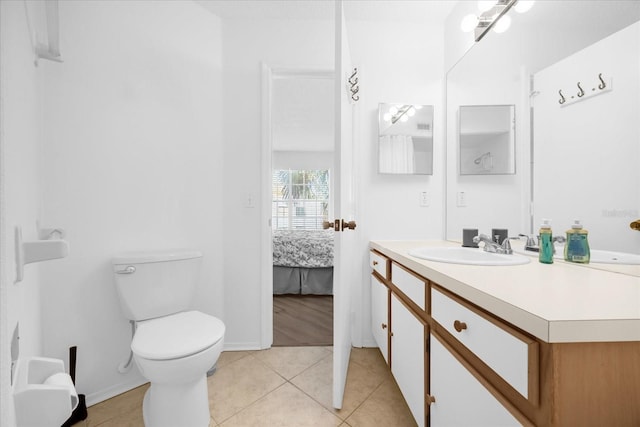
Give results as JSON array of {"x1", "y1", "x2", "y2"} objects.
[
  {"x1": 347, "y1": 67, "x2": 360, "y2": 103},
  {"x1": 577, "y1": 82, "x2": 585, "y2": 98},
  {"x1": 598, "y1": 73, "x2": 607, "y2": 90},
  {"x1": 558, "y1": 90, "x2": 566, "y2": 105}
]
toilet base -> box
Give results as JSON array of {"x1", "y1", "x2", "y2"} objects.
[{"x1": 142, "y1": 375, "x2": 210, "y2": 427}]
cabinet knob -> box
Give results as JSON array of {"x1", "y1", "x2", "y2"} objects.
[
  {"x1": 426, "y1": 395, "x2": 436, "y2": 405},
  {"x1": 453, "y1": 320, "x2": 467, "y2": 332},
  {"x1": 373, "y1": 260, "x2": 379, "y2": 266},
  {"x1": 381, "y1": 323, "x2": 387, "y2": 329}
]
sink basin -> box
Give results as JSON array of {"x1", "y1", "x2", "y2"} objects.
[
  {"x1": 408, "y1": 247, "x2": 531, "y2": 266},
  {"x1": 553, "y1": 247, "x2": 640, "y2": 265}
]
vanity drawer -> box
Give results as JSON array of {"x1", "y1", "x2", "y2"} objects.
[
  {"x1": 370, "y1": 251, "x2": 389, "y2": 279},
  {"x1": 431, "y1": 287, "x2": 538, "y2": 402},
  {"x1": 391, "y1": 262, "x2": 426, "y2": 311}
]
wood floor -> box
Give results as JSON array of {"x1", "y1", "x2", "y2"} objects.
[{"x1": 273, "y1": 295, "x2": 333, "y2": 347}]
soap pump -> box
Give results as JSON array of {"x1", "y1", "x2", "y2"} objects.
[
  {"x1": 539, "y1": 219, "x2": 554, "y2": 264},
  {"x1": 564, "y1": 220, "x2": 590, "y2": 263}
]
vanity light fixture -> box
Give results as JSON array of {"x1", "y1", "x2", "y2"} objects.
[
  {"x1": 383, "y1": 105, "x2": 417, "y2": 124},
  {"x1": 460, "y1": 0, "x2": 530, "y2": 42}
]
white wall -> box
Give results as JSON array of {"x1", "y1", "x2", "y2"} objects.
[
  {"x1": 533, "y1": 21, "x2": 640, "y2": 252},
  {"x1": 273, "y1": 151, "x2": 333, "y2": 171},
  {"x1": 346, "y1": 17, "x2": 446, "y2": 345},
  {"x1": 0, "y1": 2, "x2": 46, "y2": 424},
  {"x1": 221, "y1": 18, "x2": 334, "y2": 349},
  {"x1": 38, "y1": 0, "x2": 223, "y2": 404}
]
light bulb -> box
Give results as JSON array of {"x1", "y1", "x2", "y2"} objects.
[
  {"x1": 460, "y1": 14, "x2": 479, "y2": 32},
  {"x1": 514, "y1": 0, "x2": 535, "y2": 13},
  {"x1": 383, "y1": 113, "x2": 391, "y2": 122},
  {"x1": 493, "y1": 15, "x2": 511, "y2": 33},
  {"x1": 477, "y1": 1, "x2": 497, "y2": 13},
  {"x1": 400, "y1": 115, "x2": 409, "y2": 123},
  {"x1": 389, "y1": 106, "x2": 398, "y2": 115}
]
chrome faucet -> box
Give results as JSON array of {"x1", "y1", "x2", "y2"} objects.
[
  {"x1": 473, "y1": 234, "x2": 513, "y2": 254},
  {"x1": 552, "y1": 235, "x2": 566, "y2": 254},
  {"x1": 520, "y1": 233, "x2": 539, "y2": 252}
]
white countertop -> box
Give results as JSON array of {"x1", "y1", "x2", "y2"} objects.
[{"x1": 370, "y1": 240, "x2": 640, "y2": 343}]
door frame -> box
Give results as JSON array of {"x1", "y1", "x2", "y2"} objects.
[{"x1": 260, "y1": 64, "x2": 335, "y2": 349}]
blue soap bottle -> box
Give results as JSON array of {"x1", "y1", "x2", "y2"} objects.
[{"x1": 539, "y1": 219, "x2": 554, "y2": 264}]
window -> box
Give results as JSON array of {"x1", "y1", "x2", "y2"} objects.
[{"x1": 272, "y1": 169, "x2": 330, "y2": 230}]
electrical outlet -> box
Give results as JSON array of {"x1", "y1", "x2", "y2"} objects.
[
  {"x1": 419, "y1": 191, "x2": 430, "y2": 207},
  {"x1": 457, "y1": 191, "x2": 467, "y2": 207},
  {"x1": 244, "y1": 193, "x2": 256, "y2": 208}
]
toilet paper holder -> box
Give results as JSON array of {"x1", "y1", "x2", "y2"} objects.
[{"x1": 13, "y1": 357, "x2": 79, "y2": 427}]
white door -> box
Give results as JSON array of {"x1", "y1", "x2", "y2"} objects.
[{"x1": 332, "y1": 0, "x2": 358, "y2": 409}]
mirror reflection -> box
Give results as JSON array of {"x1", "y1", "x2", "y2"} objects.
[
  {"x1": 459, "y1": 105, "x2": 515, "y2": 175},
  {"x1": 378, "y1": 103, "x2": 433, "y2": 175},
  {"x1": 446, "y1": 1, "x2": 640, "y2": 267}
]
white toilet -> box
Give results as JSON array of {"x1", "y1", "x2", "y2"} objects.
[{"x1": 112, "y1": 249, "x2": 224, "y2": 427}]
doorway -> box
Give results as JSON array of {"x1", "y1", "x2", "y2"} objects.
[{"x1": 264, "y1": 68, "x2": 335, "y2": 347}]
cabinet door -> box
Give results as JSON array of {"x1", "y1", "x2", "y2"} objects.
[
  {"x1": 371, "y1": 275, "x2": 389, "y2": 364},
  {"x1": 391, "y1": 294, "x2": 425, "y2": 427},
  {"x1": 430, "y1": 334, "x2": 522, "y2": 427}
]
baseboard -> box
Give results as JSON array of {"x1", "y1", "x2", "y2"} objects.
[
  {"x1": 222, "y1": 342, "x2": 264, "y2": 352},
  {"x1": 357, "y1": 339, "x2": 377, "y2": 348},
  {"x1": 85, "y1": 375, "x2": 148, "y2": 407}
]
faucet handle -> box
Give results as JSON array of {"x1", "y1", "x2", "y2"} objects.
[
  {"x1": 501, "y1": 238, "x2": 514, "y2": 254},
  {"x1": 519, "y1": 233, "x2": 537, "y2": 248}
]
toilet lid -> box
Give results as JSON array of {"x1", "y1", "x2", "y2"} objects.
[{"x1": 132, "y1": 311, "x2": 225, "y2": 361}]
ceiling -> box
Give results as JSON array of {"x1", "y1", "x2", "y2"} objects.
[{"x1": 196, "y1": 0, "x2": 456, "y2": 24}]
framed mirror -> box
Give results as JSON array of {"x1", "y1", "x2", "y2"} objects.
[
  {"x1": 459, "y1": 105, "x2": 515, "y2": 175},
  {"x1": 378, "y1": 103, "x2": 434, "y2": 175}
]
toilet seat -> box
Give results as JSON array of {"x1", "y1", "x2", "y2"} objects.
[{"x1": 132, "y1": 311, "x2": 225, "y2": 360}]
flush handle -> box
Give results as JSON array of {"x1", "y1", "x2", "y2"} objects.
[{"x1": 116, "y1": 266, "x2": 136, "y2": 275}]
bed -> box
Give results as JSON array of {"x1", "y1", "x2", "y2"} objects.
[{"x1": 272, "y1": 230, "x2": 334, "y2": 295}]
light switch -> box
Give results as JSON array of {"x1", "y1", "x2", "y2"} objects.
[
  {"x1": 420, "y1": 191, "x2": 430, "y2": 207},
  {"x1": 457, "y1": 191, "x2": 467, "y2": 207}
]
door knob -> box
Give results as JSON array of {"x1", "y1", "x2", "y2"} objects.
[
  {"x1": 341, "y1": 220, "x2": 357, "y2": 231},
  {"x1": 324, "y1": 219, "x2": 357, "y2": 232},
  {"x1": 323, "y1": 220, "x2": 340, "y2": 230}
]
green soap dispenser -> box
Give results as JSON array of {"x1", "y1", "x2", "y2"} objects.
[
  {"x1": 539, "y1": 219, "x2": 554, "y2": 264},
  {"x1": 564, "y1": 220, "x2": 590, "y2": 263}
]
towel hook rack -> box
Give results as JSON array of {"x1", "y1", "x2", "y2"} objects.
[
  {"x1": 577, "y1": 82, "x2": 585, "y2": 98},
  {"x1": 348, "y1": 67, "x2": 360, "y2": 102}
]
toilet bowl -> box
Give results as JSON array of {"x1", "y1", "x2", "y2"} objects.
[
  {"x1": 112, "y1": 250, "x2": 225, "y2": 427},
  {"x1": 133, "y1": 311, "x2": 225, "y2": 427}
]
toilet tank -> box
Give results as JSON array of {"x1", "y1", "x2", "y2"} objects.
[{"x1": 112, "y1": 249, "x2": 203, "y2": 321}]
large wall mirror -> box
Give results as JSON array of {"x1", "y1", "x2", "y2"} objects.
[
  {"x1": 446, "y1": 1, "x2": 640, "y2": 270},
  {"x1": 378, "y1": 103, "x2": 434, "y2": 175}
]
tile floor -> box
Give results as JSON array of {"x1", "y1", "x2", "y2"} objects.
[{"x1": 82, "y1": 347, "x2": 417, "y2": 426}]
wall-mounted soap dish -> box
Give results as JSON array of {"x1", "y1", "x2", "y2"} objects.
[{"x1": 15, "y1": 226, "x2": 69, "y2": 283}]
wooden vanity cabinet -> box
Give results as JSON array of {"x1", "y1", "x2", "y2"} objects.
[
  {"x1": 369, "y1": 250, "x2": 531, "y2": 427},
  {"x1": 370, "y1": 252, "x2": 429, "y2": 427},
  {"x1": 370, "y1": 248, "x2": 640, "y2": 426}
]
